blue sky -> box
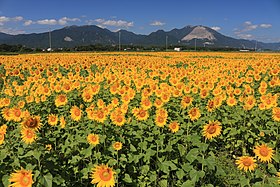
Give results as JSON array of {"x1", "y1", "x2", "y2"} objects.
[{"x1": 0, "y1": 0, "x2": 279, "y2": 42}]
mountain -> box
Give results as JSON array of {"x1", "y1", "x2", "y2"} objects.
[{"x1": 0, "y1": 25, "x2": 279, "y2": 50}]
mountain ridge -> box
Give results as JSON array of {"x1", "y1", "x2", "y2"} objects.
[{"x1": 0, "y1": 25, "x2": 279, "y2": 50}]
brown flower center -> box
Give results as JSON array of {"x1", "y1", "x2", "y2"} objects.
[
  {"x1": 139, "y1": 110, "x2": 146, "y2": 118},
  {"x1": 116, "y1": 116, "x2": 123, "y2": 123},
  {"x1": 26, "y1": 131, "x2": 33, "y2": 138},
  {"x1": 91, "y1": 136, "x2": 97, "y2": 142},
  {"x1": 243, "y1": 158, "x2": 253, "y2": 166},
  {"x1": 157, "y1": 116, "x2": 164, "y2": 123},
  {"x1": 74, "y1": 110, "x2": 81, "y2": 116},
  {"x1": 25, "y1": 118, "x2": 38, "y2": 128},
  {"x1": 259, "y1": 147, "x2": 269, "y2": 157},
  {"x1": 20, "y1": 175, "x2": 30, "y2": 185},
  {"x1": 59, "y1": 95, "x2": 66, "y2": 102},
  {"x1": 100, "y1": 169, "x2": 111, "y2": 181},
  {"x1": 207, "y1": 125, "x2": 217, "y2": 134}
]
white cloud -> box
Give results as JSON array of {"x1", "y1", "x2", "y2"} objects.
[
  {"x1": 94, "y1": 18, "x2": 105, "y2": 23},
  {"x1": 24, "y1": 20, "x2": 33, "y2": 26},
  {"x1": 90, "y1": 18, "x2": 134, "y2": 28},
  {"x1": 0, "y1": 16, "x2": 23, "y2": 25},
  {"x1": 37, "y1": 17, "x2": 80, "y2": 25},
  {"x1": 243, "y1": 21, "x2": 258, "y2": 31},
  {"x1": 150, "y1": 21, "x2": 165, "y2": 26},
  {"x1": 37, "y1": 19, "x2": 57, "y2": 25},
  {"x1": 211, "y1": 26, "x2": 221, "y2": 31},
  {"x1": 0, "y1": 27, "x2": 25, "y2": 35},
  {"x1": 234, "y1": 21, "x2": 273, "y2": 40},
  {"x1": 236, "y1": 33, "x2": 253, "y2": 39},
  {"x1": 102, "y1": 20, "x2": 133, "y2": 27},
  {"x1": 259, "y1": 23, "x2": 272, "y2": 28},
  {"x1": 13, "y1": 16, "x2": 23, "y2": 21},
  {"x1": 58, "y1": 17, "x2": 80, "y2": 25}
]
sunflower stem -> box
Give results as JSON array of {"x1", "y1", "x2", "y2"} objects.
[{"x1": 117, "y1": 151, "x2": 119, "y2": 187}]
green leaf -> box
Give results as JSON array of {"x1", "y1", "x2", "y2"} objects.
[
  {"x1": 162, "y1": 161, "x2": 177, "y2": 170},
  {"x1": 123, "y1": 174, "x2": 132, "y2": 183},
  {"x1": 159, "y1": 179, "x2": 167, "y2": 187},
  {"x1": 141, "y1": 165, "x2": 149, "y2": 175},
  {"x1": 252, "y1": 182, "x2": 262, "y2": 187},
  {"x1": 189, "y1": 169, "x2": 205, "y2": 183},
  {"x1": 182, "y1": 180, "x2": 195, "y2": 187},
  {"x1": 182, "y1": 163, "x2": 193, "y2": 172},
  {"x1": 239, "y1": 175, "x2": 249, "y2": 187},
  {"x1": 33, "y1": 150, "x2": 41, "y2": 161},
  {"x1": 186, "y1": 148, "x2": 199, "y2": 163},
  {"x1": 197, "y1": 143, "x2": 208, "y2": 152},
  {"x1": 205, "y1": 156, "x2": 216, "y2": 170},
  {"x1": 176, "y1": 169, "x2": 185, "y2": 180},
  {"x1": 203, "y1": 184, "x2": 214, "y2": 187},
  {"x1": 2, "y1": 175, "x2": 10, "y2": 187},
  {"x1": 0, "y1": 149, "x2": 8, "y2": 161},
  {"x1": 43, "y1": 173, "x2": 53, "y2": 187},
  {"x1": 159, "y1": 162, "x2": 169, "y2": 174},
  {"x1": 267, "y1": 163, "x2": 277, "y2": 174},
  {"x1": 130, "y1": 144, "x2": 137, "y2": 152},
  {"x1": 177, "y1": 144, "x2": 185, "y2": 156}
]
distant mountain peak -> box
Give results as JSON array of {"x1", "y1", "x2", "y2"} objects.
[
  {"x1": 0, "y1": 24, "x2": 279, "y2": 50},
  {"x1": 181, "y1": 26, "x2": 216, "y2": 41}
]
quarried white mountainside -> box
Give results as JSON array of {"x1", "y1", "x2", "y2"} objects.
[{"x1": 181, "y1": 26, "x2": 216, "y2": 41}]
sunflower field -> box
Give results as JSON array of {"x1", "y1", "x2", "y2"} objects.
[{"x1": 0, "y1": 52, "x2": 279, "y2": 187}]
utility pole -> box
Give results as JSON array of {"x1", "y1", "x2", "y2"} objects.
[
  {"x1": 119, "y1": 31, "x2": 121, "y2": 51},
  {"x1": 255, "y1": 40, "x2": 258, "y2": 51},
  {"x1": 194, "y1": 38, "x2": 197, "y2": 51},
  {"x1": 166, "y1": 35, "x2": 168, "y2": 51},
  {"x1": 49, "y1": 28, "x2": 52, "y2": 52}
]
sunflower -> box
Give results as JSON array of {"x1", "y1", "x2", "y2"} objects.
[
  {"x1": 188, "y1": 107, "x2": 201, "y2": 121},
  {"x1": 9, "y1": 168, "x2": 33, "y2": 187},
  {"x1": 243, "y1": 95, "x2": 256, "y2": 110},
  {"x1": 111, "y1": 113, "x2": 126, "y2": 127},
  {"x1": 133, "y1": 108, "x2": 149, "y2": 121},
  {"x1": 60, "y1": 116, "x2": 66, "y2": 128},
  {"x1": 48, "y1": 114, "x2": 58, "y2": 126},
  {"x1": 45, "y1": 144, "x2": 52, "y2": 151},
  {"x1": 82, "y1": 90, "x2": 93, "y2": 102},
  {"x1": 236, "y1": 156, "x2": 257, "y2": 172},
  {"x1": 181, "y1": 96, "x2": 193, "y2": 109},
  {"x1": 154, "y1": 98, "x2": 164, "y2": 108},
  {"x1": 54, "y1": 94, "x2": 68, "y2": 107},
  {"x1": 21, "y1": 116, "x2": 41, "y2": 131},
  {"x1": 70, "y1": 105, "x2": 82, "y2": 121},
  {"x1": 113, "y1": 142, "x2": 123, "y2": 151},
  {"x1": 141, "y1": 98, "x2": 152, "y2": 110},
  {"x1": 0, "y1": 124, "x2": 7, "y2": 145},
  {"x1": 277, "y1": 172, "x2": 280, "y2": 184},
  {"x1": 203, "y1": 121, "x2": 222, "y2": 140},
  {"x1": 11, "y1": 108, "x2": 23, "y2": 122},
  {"x1": 253, "y1": 144, "x2": 274, "y2": 163},
  {"x1": 226, "y1": 97, "x2": 237, "y2": 107},
  {"x1": 95, "y1": 110, "x2": 107, "y2": 123},
  {"x1": 21, "y1": 128, "x2": 36, "y2": 144},
  {"x1": 91, "y1": 164, "x2": 115, "y2": 187},
  {"x1": 87, "y1": 134, "x2": 100, "y2": 146},
  {"x1": 272, "y1": 107, "x2": 280, "y2": 122},
  {"x1": 206, "y1": 100, "x2": 215, "y2": 112},
  {"x1": 2, "y1": 108, "x2": 13, "y2": 121},
  {"x1": 155, "y1": 115, "x2": 167, "y2": 127},
  {"x1": 168, "y1": 121, "x2": 180, "y2": 133}
]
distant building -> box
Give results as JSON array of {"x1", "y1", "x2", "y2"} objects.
[
  {"x1": 239, "y1": 49, "x2": 249, "y2": 52},
  {"x1": 174, "y1": 47, "x2": 181, "y2": 51}
]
